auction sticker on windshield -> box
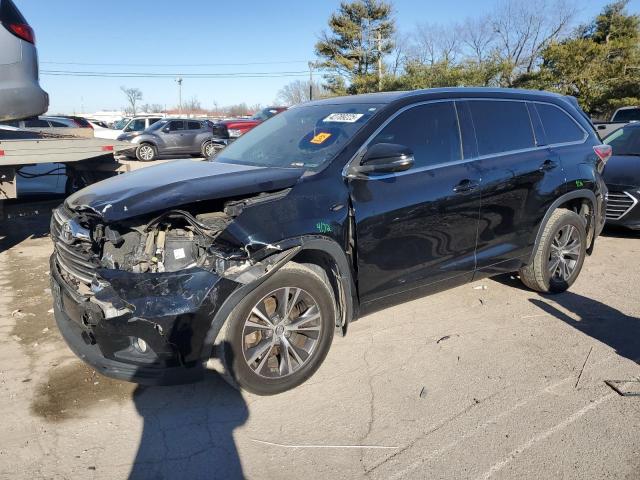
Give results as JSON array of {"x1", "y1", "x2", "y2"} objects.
[
  {"x1": 310, "y1": 132, "x2": 332, "y2": 144},
  {"x1": 323, "y1": 113, "x2": 364, "y2": 123}
]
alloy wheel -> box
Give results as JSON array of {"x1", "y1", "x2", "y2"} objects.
[
  {"x1": 241, "y1": 287, "x2": 322, "y2": 379},
  {"x1": 138, "y1": 145, "x2": 154, "y2": 161},
  {"x1": 548, "y1": 224, "x2": 581, "y2": 281}
]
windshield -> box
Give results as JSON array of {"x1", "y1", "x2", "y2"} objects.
[
  {"x1": 147, "y1": 120, "x2": 168, "y2": 131},
  {"x1": 251, "y1": 108, "x2": 279, "y2": 121},
  {"x1": 216, "y1": 103, "x2": 381, "y2": 170},
  {"x1": 604, "y1": 126, "x2": 640, "y2": 156},
  {"x1": 113, "y1": 119, "x2": 129, "y2": 130},
  {"x1": 612, "y1": 108, "x2": 640, "y2": 123}
]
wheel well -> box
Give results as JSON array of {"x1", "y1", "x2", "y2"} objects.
[
  {"x1": 552, "y1": 196, "x2": 596, "y2": 252},
  {"x1": 290, "y1": 249, "x2": 346, "y2": 331}
]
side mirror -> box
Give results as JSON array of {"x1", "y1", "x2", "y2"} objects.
[
  {"x1": 357, "y1": 143, "x2": 414, "y2": 175},
  {"x1": 162, "y1": 127, "x2": 170, "y2": 133}
]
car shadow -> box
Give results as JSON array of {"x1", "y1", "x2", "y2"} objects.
[
  {"x1": 0, "y1": 199, "x2": 58, "y2": 253},
  {"x1": 601, "y1": 225, "x2": 640, "y2": 239},
  {"x1": 129, "y1": 365, "x2": 248, "y2": 480},
  {"x1": 492, "y1": 274, "x2": 640, "y2": 365}
]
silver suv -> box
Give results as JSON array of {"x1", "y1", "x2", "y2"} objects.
[
  {"x1": 0, "y1": 0, "x2": 48, "y2": 121},
  {"x1": 118, "y1": 119, "x2": 216, "y2": 161}
]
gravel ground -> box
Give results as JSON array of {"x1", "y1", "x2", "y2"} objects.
[{"x1": 0, "y1": 204, "x2": 639, "y2": 480}]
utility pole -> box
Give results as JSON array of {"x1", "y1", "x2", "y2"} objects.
[
  {"x1": 376, "y1": 29, "x2": 382, "y2": 92},
  {"x1": 175, "y1": 77, "x2": 183, "y2": 114},
  {"x1": 308, "y1": 62, "x2": 314, "y2": 101}
]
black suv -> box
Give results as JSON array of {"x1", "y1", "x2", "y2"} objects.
[{"x1": 50, "y1": 88, "x2": 608, "y2": 395}]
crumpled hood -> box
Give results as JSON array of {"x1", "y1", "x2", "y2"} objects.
[
  {"x1": 603, "y1": 155, "x2": 640, "y2": 188},
  {"x1": 66, "y1": 160, "x2": 304, "y2": 223}
]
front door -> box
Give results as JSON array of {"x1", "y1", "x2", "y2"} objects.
[
  {"x1": 162, "y1": 120, "x2": 187, "y2": 152},
  {"x1": 348, "y1": 101, "x2": 481, "y2": 304}
]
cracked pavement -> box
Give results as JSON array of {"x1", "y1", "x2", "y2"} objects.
[{"x1": 1, "y1": 204, "x2": 639, "y2": 479}]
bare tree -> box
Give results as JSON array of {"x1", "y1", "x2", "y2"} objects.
[
  {"x1": 182, "y1": 96, "x2": 202, "y2": 113},
  {"x1": 411, "y1": 23, "x2": 461, "y2": 65},
  {"x1": 120, "y1": 86, "x2": 143, "y2": 115},
  {"x1": 491, "y1": 0, "x2": 576, "y2": 85},
  {"x1": 388, "y1": 32, "x2": 410, "y2": 76},
  {"x1": 459, "y1": 16, "x2": 496, "y2": 63},
  {"x1": 276, "y1": 80, "x2": 328, "y2": 105}
]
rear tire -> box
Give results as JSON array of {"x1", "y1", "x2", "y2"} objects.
[
  {"x1": 519, "y1": 209, "x2": 587, "y2": 293},
  {"x1": 136, "y1": 143, "x2": 157, "y2": 161},
  {"x1": 218, "y1": 263, "x2": 335, "y2": 395}
]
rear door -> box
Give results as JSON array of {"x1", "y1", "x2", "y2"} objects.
[
  {"x1": 465, "y1": 99, "x2": 566, "y2": 271},
  {"x1": 180, "y1": 121, "x2": 202, "y2": 152},
  {"x1": 349, "y1": 101, "x2": 481, "y2": 303}
]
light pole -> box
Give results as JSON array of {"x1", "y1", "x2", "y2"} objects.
[
  {"x1": 308, "y1": 62, "x2": 315, "y2": 101},
  {"x1": 175, "y1": 77, "x2": 183, "y2": 114}
]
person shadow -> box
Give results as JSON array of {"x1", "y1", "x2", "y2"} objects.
[
  {"x1": 129, "y1": 345, "x2": 248, "y2": 480},
  {"x1": 493, "y1": 274, "x2": 640, "y2": 365}
]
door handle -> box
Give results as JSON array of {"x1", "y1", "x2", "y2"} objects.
[
  {"x1": 453, "y1": 179, "x2": 480, "y2": 193},
  {"x1": 539, "y1": 159, "x2": 558, "y2": 172}
]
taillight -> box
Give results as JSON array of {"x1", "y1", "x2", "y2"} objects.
[
  {"x1": 101, "y1": 146, "x2": 114, "y2": 152},
  {"x1": 0, "y1": 150, "x2": 5, "y2": 157},
  {"x1": 6, "y1": 23, "x2": 35, "y2": 44},
  {"x1": 593, "y1": 144, "x2": 612, "y2": 164}
]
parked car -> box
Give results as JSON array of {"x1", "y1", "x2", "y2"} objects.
[
  {"x1": 117, "y1": 118, "x2": 216, "y2": 161},
  {"x1": 0, "y1": 0, "x2": 48, "y2": 121},
  {"x1": 211, "y1": 106, "x2": 287, "y2": 141},
  {"x1": 1, "y1": 115, "x2": 89, "y2": 129},
  {"x1": 593, "y1": 106, "x2": 640, "y2": 139},
  {"x1": 94, "y1": 115, "x2": 163, "y2": 140},
  {"x1": 50, "y1": 88, "x2": 608, "y2": 395},
  {"x1": 602, "y1": 123, "x2": 640, "y2": 229}
]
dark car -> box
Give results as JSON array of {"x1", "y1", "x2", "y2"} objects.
[
  {"x1": 49, "y1": 88, "x2": 608, "y2": 395},
  {"x1": 602, "y1": 123, "x2": 640, "y2": 229},
  {"x1": 118, "y1": 118, "x2": 216, "y2": 161},
  {"x1": 211, "y1": 106, "x2": 287, "y2": 141}
]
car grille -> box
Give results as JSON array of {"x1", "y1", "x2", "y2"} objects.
[
  {"x1": 606, "y1": 191, "x2": 638, "y2": 220},
  {"x1": 51, "y1": 206, "x2": 100, "y2": 287}
]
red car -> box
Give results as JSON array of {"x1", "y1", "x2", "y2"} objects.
[{"x1": 211, "y1": 106, "x2": 286, "y2": 141}]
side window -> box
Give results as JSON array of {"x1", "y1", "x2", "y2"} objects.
[
  {"x1": 24, "y1": 118, "x2": 50, "y2": 128},
  {"x1": 125, "y1": 119, "x2": 146, "y2": 132},
  {"x1": 48, "y1": 121, "x2": 68, "y2": 127},
  {"x1": 148, "y1": 118, "x2": 162, "y2": 126},
  {"x1": 469, "y1": 100, "x2": 535, "y2": 155},
  {"x1": 369, "y1": 102, "x2": 462, "y2": 168},
  {"x1": 168, "y1": 121, "x2": 185, "y2": 131},
  {"x1": 535, "y1": 103, "x2": 585, "y2": 144},
  {"x1": 187, "y1": 121, "x2": 201, "y2": 130}
]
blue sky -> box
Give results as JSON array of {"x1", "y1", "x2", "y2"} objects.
[{"x1": 16, "y1": 0, "x2": 639, "y2": 114}]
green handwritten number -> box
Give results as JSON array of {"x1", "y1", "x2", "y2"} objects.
[
  {"x1": 576, "y1": 180, "x2": 584, "y2": 188},
  {"x1": 316, "y1": 222, "x2": 332, "y2": 233}
]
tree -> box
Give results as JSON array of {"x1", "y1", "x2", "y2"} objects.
[
  {"x1": 516, "y1": 0, "x2": 640, "y2": 117},
  {"x1": 276, "y1": 80, "x2": 329, "y2": 105},
  {"x1": 315, "y1": 0, "x2": 395, "y2": 94},
  {"x1": 182, "y1": 96, "x2": 202, "y2": 113},
  {"x1": 140, "y1": 103, "x2": 164, "y2": 113},
  {"x1": 120, "y1": 86, "x2": 143, "y2": 115},
  {"x1": 490, "y1": 0, "x2": 576, "y2": 86}
]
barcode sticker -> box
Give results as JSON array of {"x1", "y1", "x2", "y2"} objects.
[
  {"x1": 323, "y1": 113, "x2": 364, "y2": 123},
  {"x1": 173, "y1": 248, "x2": 186, "y2": 260}
]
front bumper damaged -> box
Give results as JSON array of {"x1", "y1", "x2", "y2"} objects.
[
  {"x1": 50, "y1": 245, "x2": 301, "y2": 385},
  {"x1": 51, "y1": 255, "x2": 238, "y2": 384}
]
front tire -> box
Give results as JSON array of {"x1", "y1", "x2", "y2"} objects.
[
  {"x1": 202, "y1": 141, "x2": 215, "y2": 158},
  {"x1": 136, "y1": 143, "x2": 157, "y2": 161},
  {"x1": 519, "y1": 209, "x2": 587, "y2": 293},
  {"x1": 218, "y1": 263, "x2": 335, "y2": 395}
]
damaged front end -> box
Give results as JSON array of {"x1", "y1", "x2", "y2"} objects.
[{"x1": 50, "y1": 193, "x2": 296, "y2": 385}]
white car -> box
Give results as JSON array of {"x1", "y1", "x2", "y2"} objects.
[{"x1": 94, "y1": 116, "x2": 163, "y2": 139}]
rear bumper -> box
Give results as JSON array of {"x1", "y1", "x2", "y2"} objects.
[
  {"x1": 0, "y1": 83, "x2": 48, "y2": 122},
  {"x1": 50, "y1": 255, "x2": 240, "y2": 385}
]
